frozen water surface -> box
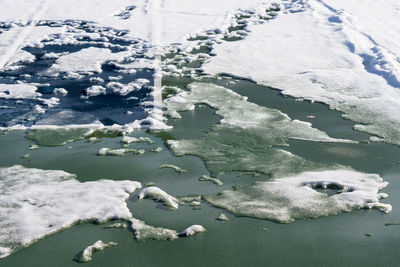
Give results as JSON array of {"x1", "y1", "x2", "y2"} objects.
[{"x1": 0, "y1": 0, "x2": 400, "y2": 266}]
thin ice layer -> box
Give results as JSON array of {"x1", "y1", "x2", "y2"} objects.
[
  {"x1": 0, "y1": 165, "x2": 141, "y2": 258},
  {"x1": 204, "y1": 169, "x2": 391, "y2": 223},
  {"x1": 166, "y1": 83, "x2": 350, "y2": 176}
]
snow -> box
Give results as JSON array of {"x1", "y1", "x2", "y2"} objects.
[
  {"x1": 0, "y1": 83, "x2": 40, "y2": 99},
  {"x1": 204, "y1": 169, "x2": 391, "y2": 223},
  {"x1": 159, "y1": 164, "x2": 187, "y2": 174},
  {"x1": 42, "y1": 47, "x2": 129, "y2": 77},
  {"x1": 74, "y1": 240, "x2": 117, "y2": 263},
  {"x1": 203, "y1": 0, "x2": 400, "y2": 145},
  {"x1": 129, "y1": 218, "x2": 178, "y2": 241},
  {"x1": 0, "y1": 165, "x2": 141, "y2": 258},
  {"x1": 179, "y1": 225, "x2": 206, "y2": 237},
  {"x1": 121, "y1": 136, "x2": 154, "y2": 145},
  {"x1": 138, "y1": 186, "x2": 180, "y2": 209}
]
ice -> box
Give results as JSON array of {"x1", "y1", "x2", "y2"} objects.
[
  {"x1": 97, "y1": 147, "x2": 145, "y2": 157},
  {"x1": 203, "y1": 0, "x2": 400, "y2": 145},
  {"x1": 0, "y1": 165, "x2": 141, "y2": 258},
  {"x1": 0, "y1": 83, "x2": 40, "y2": 99},
  {"x1": 216, "y1": 213, "x2": 229, "y2": 221},
  {"x1": 199, "y1": 175, "x2": 223, "y2": 186},
  {"x1": 138, "y1": 186, "x2": 180, "y2": 210},
  {"x1": 129, "y1": 218, "x2": 178, "y2": 241},
  {"x1": 204, "y1": 169, "x2": 391, "y2": 223},
  {"x1": 121, "y1": 136, "x2": 154, "y2": 145},
  {"x1": 166, "y1": 83, "x2": 352, "y2": 176},
  {"x1": 74, "y1": 240, "x2": 117, "y2": 263},
  {"x1": 159, "y1": 164, "x2": 187, "y2": 174},
  {"x1": 42, "y1": 47, "x2": 130, "y2": 77},
  {"x1": 86, "y1": 85, "x2": 107, "y2": 97},
  {"x1": 179, "y1": 225, "x2": 206, "y2": 237}
]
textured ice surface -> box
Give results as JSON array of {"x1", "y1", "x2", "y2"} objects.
[
  {"x1": 199, "y1": 175, "x2": 223, "y2": 186},
  {"x1": 179, "y1": 225, "x2": 206, "y2": 237},
  {"x1": 0, "y1": 165, "x2": 141, "y2": 258},
  {"x1": 42, "y1": 47, "x2": 129, "y2": 77},
  {"x1": 0, "y1": 83, "x2": 40, "y2": 99},
  {"x1": 74, "y1": 240, "x2": 117, "y2": 263},
  {"x1": 138, "y1": 186, "x2": 180, "y2": 209},
  {"x1": 204, "y1": 170, "x2": 391, "y2": 223},
  {"x1": 159, "y1": 164, "x2": 187, "y2": 174},
  {"x1": 129, "y1": 218, "x2": 178, "y2": 241},
  {"x1": 166, "y1": 83, "x2": 351, "y2": 176},
  {"x1": 203, "y1": 0, "x2": 400, "y2": 145}
]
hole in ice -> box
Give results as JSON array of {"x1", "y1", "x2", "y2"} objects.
[{"x1": 302, "y1": 181, "x2": 355, "y2": 196}]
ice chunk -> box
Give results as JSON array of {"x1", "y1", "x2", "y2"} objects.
[
  {"x1": 104, "y1": 222, "x2": 127, "y2": 229},
  {"x1": 199, "y1": 175, "x2": 223, "y2": 186},
  {"x1": 217, "y1": 213, "x2": 229, "y2": 221},
  {"x1": 179, "y1": 225, "x2": 206, "y2": 237},
  {"x1": 204, "y1": 169, "x2": 391, "y2": 223},
  {"x1": 138, "y1": 186, "x2": 180, "y2": 209},
  {"x1": 74, "y1": 240, "x2": 117, "y2": 263},
  {"x1": 0, "y1": 165, "x2": 141, "y2": 258},
  {"x1": 97, "y1": 147, "x2": 145, "y2": 157},
  {"x1": 43, "y1": 47, "x2": 129, "y2": 77},
  {"x1": 121, "y1": 136, "x2": 154, "y2": 145},
  {"x1": 159, "y1": 164, "x2": 187, "y2": 174},
  {"x1": 129, "y1": 219, "x2": 178, "y2": 241},
  {"x1": 0, "y1": 83, "x2": 40, "y2": 99}
]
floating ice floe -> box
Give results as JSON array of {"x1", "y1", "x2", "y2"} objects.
[
  {"x1": 138, "y1": 186, "x2": 180, "y2": 210},
  {"x1": 97, "y1": 147, "x2": 145, "y2": 157},
  {"x1": 129, "y1": 218, "x2": 178, "y2": 241},
  {"x1": 166, "y1": 82, "x2": 352, "y2": 176},
  {"x1": 199, "y1": 175, "x2": 223, "y2": 186},
  {"x1": 179, "y1": 225, "x2": 206, "y2": 237},
  {"x1": 0, "y1": 165, "x2": 141, "y2": 258},
  {"x1": 204, "y1": 169, "x2": 391, "y2": 223},
  {"x1": 159, "y1": 164, "x2": 187, "y2": 174},
  {"x1": 0, "y1": 83, "x2": 40, "y2": 99},
  {"x1": 121, "y1": 136, "x2": 154, "y2": 145},
  {"x1": 74, "y1": 240, "x2": 117, "y2": 263},
  {"x1": 41, "y1": 47, "x2": 130, "y2": 77}
]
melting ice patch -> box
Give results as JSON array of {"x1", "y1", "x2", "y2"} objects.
[
  {"x1": 204, "y1": 169, "x2": 391, "y2": 223},
  {"x1": 166, "y1": 83, "x2": 352, "y2": 176},
  {"x1": 0, "y1": 165, "x2": 141, "y2": 258}
]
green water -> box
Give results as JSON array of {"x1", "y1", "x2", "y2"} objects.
[{"x1": 1, "y1": 80, "x2": 400, "y2": 266}]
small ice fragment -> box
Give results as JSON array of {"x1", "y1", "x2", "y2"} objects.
[
  {"x1": 152, "y1": 147, "x2": 163, "y2": 153},
  {"x1": 179, "y1": 225, "x2": 206, "y2": 237},
  {"x1": 138, "y1": 187, "x2": 180, "y2": 209},
  {"x1": 199, "y1": 175, "x2": 223, "y2": 186},
  {"x1": 191, "y1": 201, "x2": 201, "y2": 207},
  {"x1": 121, "y1": 136, "x2": 154, "y2": 145},
  {"x1": 129, "y1": 218, "x2": 178, "y2": 241},
  {"x1": 74, "y1": 240, "x2": 117, "y2": 263},
  {"x1": 21, "y1": 154, "x2": 30, "y2": 159},
  {"x1": 104, "y1": 223, "x2": 127, "y2": 229},
  {"x1": 159, "y1": 164, "x2": 187, "y2": 174},
  {"x1": 217, "y1": 213, "x2": 229, "y2": 221},
  {"x1": 29, "y1": 144, "x2": 39, "y2": 150}
]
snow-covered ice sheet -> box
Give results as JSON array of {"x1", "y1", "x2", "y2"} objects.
[
  {"x1": 203, "y1": 0, "x2": 400, "y2": 145},
  {"x1": 204, "y1": 169, "x2": 391, "y2": 223},
  {"x1": 0, "y1": 165, "x2": 141, "y2": 258}
]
